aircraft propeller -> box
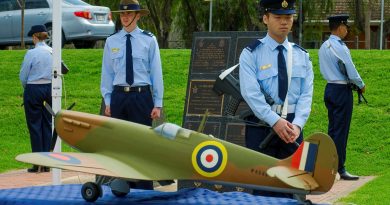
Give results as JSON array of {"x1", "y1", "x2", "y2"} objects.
[{"x1": 43, "y1": 101, "x2": 76, "y2": 151}]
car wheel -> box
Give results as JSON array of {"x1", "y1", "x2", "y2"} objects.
[
  {"x1": 73, "y1": 40, "x2": 96, "y2": 49},
  {"x1": 45, "y1": 24, "x2": 65, "y2": 48}
]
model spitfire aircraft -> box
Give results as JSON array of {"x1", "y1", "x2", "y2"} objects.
[{"x1": 16, "y1": 110, "x2": 338, "y2": 202}]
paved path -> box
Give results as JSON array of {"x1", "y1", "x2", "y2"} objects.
[{"x1": 0, "y1": 169, "x2": 374, "y2": 204}]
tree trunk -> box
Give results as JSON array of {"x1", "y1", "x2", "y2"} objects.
[
  {"x1": 144, "y1": 1, "x2": 172, "y2": 48},
  {"x1": 17, "y1": 0, "x2": 25, "y2": 49},
  {"x1": 364, "y1": 1, "x2": 371, "y2": 49}
]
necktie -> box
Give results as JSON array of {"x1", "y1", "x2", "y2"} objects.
[
  {"x1": 277, "y1": 45, "x2": 288, "y2": 102},
  {"x1": 126, "y1": 34, "x2": 134, "y2": 85}
]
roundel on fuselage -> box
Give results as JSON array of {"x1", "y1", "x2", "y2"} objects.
[{"x1": 191, "y1": 141, "x2": 228, "y2": 178}]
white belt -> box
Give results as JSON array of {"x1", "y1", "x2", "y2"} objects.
[
  {"x1": 327, "y1": 80, "x2": 347, "y2": 84},
  {"x1": 271, "y1": 104, "x2": 296, "y2": 114},
  {"x1": 28, "y1": 79, "x2": 51, "y2": 84}
]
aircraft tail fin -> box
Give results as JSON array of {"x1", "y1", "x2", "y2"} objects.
[
  {"x1": 281, "y1": 133, "x2": 338, "y2": 193},
  {"x1": 290, "y1": 141, "x2": 319, "y2": 173}
]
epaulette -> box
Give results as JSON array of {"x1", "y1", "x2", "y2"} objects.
[
  {"x1": 142, "y1": 30, "x2": 154, "y2": 37},
  {"x1": 293, "y1": 43, "x2": 308, "y2": 53},
  {"x1": 245, "y1": 39, "x2": 262, "y2": 52}
]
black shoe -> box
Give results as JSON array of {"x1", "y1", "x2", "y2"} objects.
[
  {"x1": 340, "y1": 171, "x2": 359, "y2": 180},
  {"x1": 27, "y1": 165, "x2": 39, "y2": 173}
]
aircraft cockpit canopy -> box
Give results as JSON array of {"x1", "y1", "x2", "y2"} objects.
[{"x1": 153, "y1": 123, "x2": 192, "y2": 140}]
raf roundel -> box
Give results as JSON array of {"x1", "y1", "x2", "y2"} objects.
[
  {"x1": 192, "y1": 141, "x2": 228, "y2": 178},
  {"x1": 43, "y1": 153, "x2": 81, "y2": 165}
]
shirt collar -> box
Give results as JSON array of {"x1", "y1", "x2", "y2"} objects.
[
  {"x1": 329, "y1": 34, "x2": 345, "y2": 45},
  {"x1": 121, "y1": 26, "x2": 141, "y2": 39},
  {"x1": 35, "y1": 42, "x2": 47, "y2": 47},
  {"x1": 264, "y1": 33, "x2": 289, "y2": 51},
  {"x1": 330, "y1": 34, "x2": 341, "y2": 41}
]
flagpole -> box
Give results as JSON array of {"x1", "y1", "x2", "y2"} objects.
[
  {"x1": 379, "y1": 0, "x2": 384, "y2": 50},
  {"x1": 52, "y1": 0, "x2": 62, "y2": 185}
]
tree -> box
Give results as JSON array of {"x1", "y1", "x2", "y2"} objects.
[
  {"x1": 350, "y1": 0, "x2": 380, "y2": 49},
  {"x1": 142, "y1": 0, "x2": 174, "y2": 48},
  {"x1": 299, "y1": 0, "x2": 334, "y2": 48},
  {"x1": 16, "y1": 0, "x2": 25, "y2": 48},
  {"x1": 86, "y1": 0, "x2": 174, "y2": 48},
  {"x1": 174, "y1": 0, "x2": 261, "y2": 47}
]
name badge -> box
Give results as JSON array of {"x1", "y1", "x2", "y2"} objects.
[
  {"x1": 111, "y1": 48, "x2": 120, "y2": 53},
  {"x1": 260, "y1": 64, "x2": 272, "y2": 70}
]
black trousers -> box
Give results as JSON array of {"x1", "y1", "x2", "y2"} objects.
[
  {"x1": 111, "y1": 89, "x2": 154, "y2": 126},
  {"x1": 324, "y1": 83, "x2": 353, "y2": 174},
  {"x1": 245, "y1": 113, "x2": 303, "y2": 198},
  {"x1": 23, "y1": 84, "x2": 52, "y2": 153},
  {"x1": 110, "y1": 88, "x2": 154, "y2": 190}
]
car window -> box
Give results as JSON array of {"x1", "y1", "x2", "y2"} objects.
[
  {"x1": 64, "y1": 0, "x2": 90, "y2": 6},
  {"x1": 25, "y1": 0, "x2": 49, "y2": 9},
  {"x1": 0, "y1": 0, "x2": 18, "y2": 12}
]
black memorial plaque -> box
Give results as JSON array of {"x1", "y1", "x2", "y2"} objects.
[
  {"x1": 225, "y1": 123, "x2": 246, "y2": 147},
  {"x1": 180, "y1": 32, "x2": 266, "y2": 194},
  {"x1": 191, "y1": 37, "x2": 231, "y2": 74},
  {"x1": 234, "y1": 37, "x2": 261, "y2": 64},
  {"x1": 183, "y1": 121, "x2": 220, "y2": 137},
  {"x1": 186, "y1": 80, "x2": 224, "y2": 116}
]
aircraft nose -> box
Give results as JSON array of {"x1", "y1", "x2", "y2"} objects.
[{"x1": 55, "y1": 110, "x2": 94, "y2": 147}]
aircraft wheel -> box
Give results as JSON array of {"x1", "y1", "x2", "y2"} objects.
[
  {"x1": 110, "y1": 178, "x2": 130, "y2": 198},
  {"x1": 81, "y1": 182, "x2": 101, "y2": 202}
]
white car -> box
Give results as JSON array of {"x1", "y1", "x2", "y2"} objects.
[{"x1": 0, "y1": 0, "x2": 115, "y2": 48}]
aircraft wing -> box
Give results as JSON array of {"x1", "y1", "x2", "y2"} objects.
[
  {"x1": 266, "y1": 166, "x2": 319, "y2": 190},
  {"x1": 16, "y1": 152, "x2": 149, "y2": 180}
]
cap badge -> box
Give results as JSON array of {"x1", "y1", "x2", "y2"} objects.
[
  {"x1": 282, "y1": 0, "x2": 288, "y2": 8},
  {"x1": 123, "y1": 5, "x2": 128, "y2": 9}
]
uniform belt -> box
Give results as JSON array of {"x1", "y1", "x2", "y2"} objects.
[
  {"x1": 271, "y1": 104, "x2": 296, "y2": 114},
  {"x1": 327, "y1": 80, "x2": 348, "y2": 84},
  {"x1": 114, "y1": 85, "x2": 150, "y2": 93},
  {"x1": 28, "y1": 79, "x2": 51, "y2": 84}
]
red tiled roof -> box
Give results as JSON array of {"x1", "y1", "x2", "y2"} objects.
[{"x1": 307, "y1": 0, "x2": 390, "y2": 21}]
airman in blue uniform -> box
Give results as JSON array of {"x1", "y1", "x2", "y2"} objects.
[
  {"x1": 20, "y1": 25, "x2": 52, "y2": 173},
  {"x1": 239, "y1": 0, "x2": 313, "y2": 197},
  {"x1": 100, "y1": 0, "x2": 163, "y2": 189},
  {"x1": 319, "y1": 14, "x2": 365, "y2": 180}
]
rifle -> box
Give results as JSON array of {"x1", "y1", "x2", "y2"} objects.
[
  {"x1": 213, "y1": 64, "x2": 298, "y2": 150},
  {"x1": 338, "y1": 60, "x2": 367, "y2": 104},
  {"x1": 349, "y1": 83, "x2": 367, "y2": 104},
  {"x1": 328, "y1": 40, "x2": 367, "y2": 105}
]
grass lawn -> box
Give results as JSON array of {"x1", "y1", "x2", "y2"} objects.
[{"x1": 0, "y1": 48, "x2": 389, "y2": 204}]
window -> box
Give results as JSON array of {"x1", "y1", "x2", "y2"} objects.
[
  {"x1": 154, "y1": 123, "x2": 182, "y2": 140},
  {"x1": 64, "y1": 0, "x2": 89, "y2": 6},
  {"x1": 25, "y1": 0, "x2": 49, "y2": 9}
]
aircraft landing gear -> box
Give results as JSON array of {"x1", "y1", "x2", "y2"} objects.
[
  {"x1": 81, "y1": 182, "x2": 102, "y2": 202},
  {"x1": 293, "y1": 194, "x2": 313, "y2": 205},
  {"x1": 110, "y1": 178, "x2": 130, "y2": 197}
]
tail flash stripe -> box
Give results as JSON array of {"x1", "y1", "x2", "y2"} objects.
[
  {"x1": 299, "y1": 142, "x2": 310, "y2": 170},
  {"x1": 304, "y1": 143, "x2": 318, "y2": 172},
  {"x1": 291, "y1": 142, "x2": 304, "y2": 169}
]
